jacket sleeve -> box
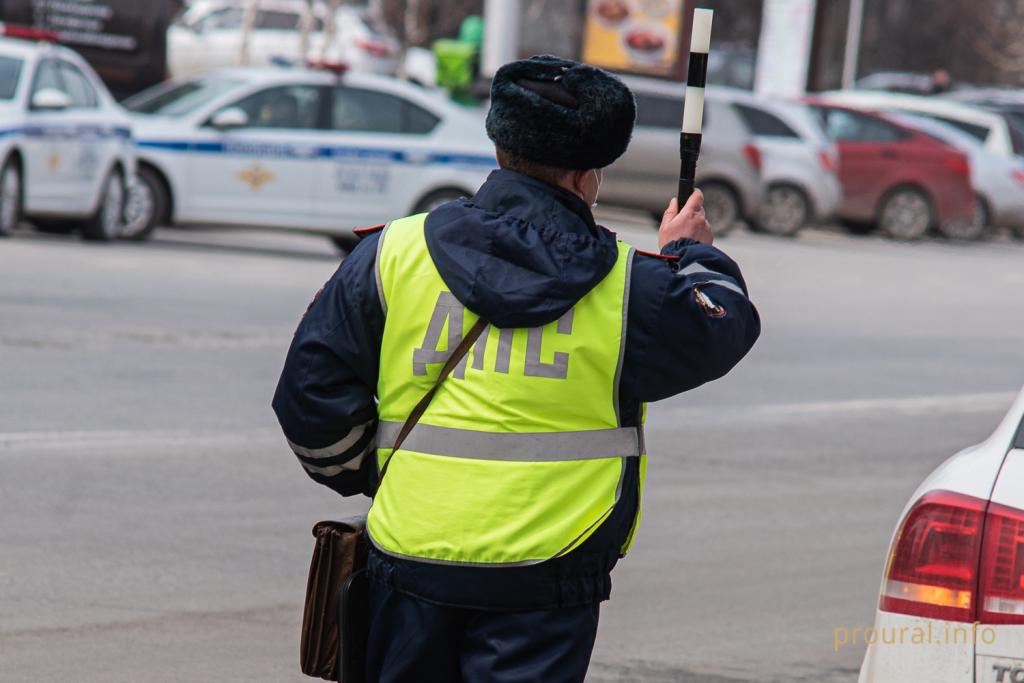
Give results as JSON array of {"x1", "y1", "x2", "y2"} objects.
[
  {"x1": 620, "y1": 238, "x2": 761, "y2": 404},
  {"x1": 271, "y1": 232, "x2": 384, "y2": 497}
]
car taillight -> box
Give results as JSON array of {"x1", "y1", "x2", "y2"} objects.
[
  {"x1": 943, "y1": 153, "x2": 971, "y2": 177},
  {"x1": 355, "y1": 38, "x2": 393, "y2": 58},
  {"x1": 742, "y1": 143, "x2": 762, "y2": 173},
  {"x1": 1011, "y1": 169, "x2": 1024, "y2": 187},
  {"x1": 818, "y1": 149, "x2": 836, "y2": 174},
  {"x1": 880, "y1": 489, "x2": 1024, "y2": 624},
  {"x1": 979, "y1": 502, "x2": 1024, "y2": 625},
  {"x1": 880, "y1": 491, "x2": 984, "y2": 622}
]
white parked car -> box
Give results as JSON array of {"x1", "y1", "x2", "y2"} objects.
[
  {"x1": 121, "y1": 65, "x2": 496, "y2": 249},
  {"x1": 720, "y1": 89, "x2": 841, "y2": 236},
  {"x1": 889, "y1": 113, "x2": 1024, "y2": 240},
  {"x1": 822, "y1": 90, "x2": 1022, "y2": 160},
  {"x1": 0, "y1": 28, "x2": 135, "y2": 240},
  {"x1": 859, "y1": 387, "x2": 1024, "y2": 682},
  {"x1": 169, "y1": 1, "x2": 400, "y2": 80}
]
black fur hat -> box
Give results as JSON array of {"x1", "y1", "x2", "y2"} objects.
[{"x1": 486, "y1": 55, "x2": 636, "y2": 170}]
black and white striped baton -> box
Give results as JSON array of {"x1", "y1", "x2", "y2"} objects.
[{"x1": 678, "y1": 8, "x2": 714, "y2": 203}]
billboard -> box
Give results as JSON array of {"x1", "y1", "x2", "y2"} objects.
[{"x1": 582, "y1": 0, "x2": 685, "y2": 77}]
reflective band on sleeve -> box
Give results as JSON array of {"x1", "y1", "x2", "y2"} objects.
[
  {"x1": 288, "y1": 419, "x2": 373, "y2": 460},
  {"x1": 375, "y1": 421, "x2": 640, "y2": 461},
  {"x1": 677, "y1": 262, "x2": 746, "y2": 296},
  {"x1": 301, "y1": 446, "x2": 369, "y2": 476},
  {"x1": 374, "y1": 222, "x2": 391, "y2": 316}
]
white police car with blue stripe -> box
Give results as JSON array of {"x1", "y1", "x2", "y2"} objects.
[
  {"x1": 122, "y1": 64, "x2": 497, "y2": 250},
  {"x1": 0, "y1": 27, "x2": 135, "y2": 241}
]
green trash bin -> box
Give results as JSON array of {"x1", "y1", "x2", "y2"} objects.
[{"x1": 433, "y1": 38, "x2": 477, "y2": 104}]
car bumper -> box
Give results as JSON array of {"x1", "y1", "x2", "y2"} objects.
[{"x1": 857, "y1": 611, "x2": 973, "y2": 682}]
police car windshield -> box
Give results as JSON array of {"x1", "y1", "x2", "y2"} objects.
[
  {"x1": 0, "y1": 56, "x2": 23, "y2": 100},
  {"x1": 124, "y1": 77, "x2": 244, "y2": 117}
]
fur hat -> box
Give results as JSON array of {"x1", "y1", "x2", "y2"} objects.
[{"x1": 486, "y1": 55, "x2": 636, "y2": 170}]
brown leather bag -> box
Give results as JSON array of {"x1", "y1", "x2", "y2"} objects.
[{"x1": 299, "y1": 319, "x2": 488, "y2": 681}]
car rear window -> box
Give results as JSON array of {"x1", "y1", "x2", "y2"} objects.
[
  {"x1": 634, "y1": 93, "x2": 684, "y2": 130},
  {"x1": 924, "y1": 114, "x2": 990, "y2": 143},
  {"x1": 733, "y1": 103, "x2": 799, "y2": 138},
  {"x1": 0, "y1": 56, "x2": 23, "y2": 100}
]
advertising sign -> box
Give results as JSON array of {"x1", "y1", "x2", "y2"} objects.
[
  {"x1": 754, "y1": 0, "x2": 817, "y2": 97},
  {"x1": 582, "y1": 0, "x2": 684, "y2": 77}
]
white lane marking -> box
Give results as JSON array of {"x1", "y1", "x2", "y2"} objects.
[
  {"x1": 0, "y1": 428, "x2": 282, "y2": 452},
  {"x1": 662, "y1": 391, "x2": 1019, "y2": 423}
]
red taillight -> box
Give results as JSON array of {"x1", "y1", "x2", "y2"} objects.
[
  {"x1": 1011, "y1": 169, "x2": 1024, "y2": 187},
  {"x1": 880, "y1": 489, "x2": 1024, "y2": 624},
  {"x1": 0, "y1": 23, "x2": 58, "y2": 42},
  {"x1": 979, "y1": 502, "x2": 1024, "y2": 625},
  {"x1": 742, "y1": 143, "x2": 762, "y2": 173},
  {"x1": 880, "y1": 491, "x2": 984, "y2": 622},
  {"x1": 818, "y1": 149, "x2": 836, "y2": 174},
  {"x1": 355, "y1": 38, "x2": 393, "y2": 58},
  {"x1": 943, "y1": 153, "x2": 971, "y2": 177}
]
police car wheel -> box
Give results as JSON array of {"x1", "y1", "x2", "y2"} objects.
[
  {"x1": 413, "y1": 188, "x2": 465, "y2": 214},
  {"x1": 755, "y1": 184, "x2": 810, "y2": 237},
  {"x1": 82, "y1": 170, "x2": 125, "y2": 242},
  {"x1": 877, "y1": 186, "x2": 932, "y2": 241},
  {"x1": 0, "y1": 159, "x2": 22, "y2": 237},
  {"x1": 121, "y1": 166, "x2": 166, "y2": 242},
  {"x1": 700, "y1": 182, "x2": 741, "y2": 236}
]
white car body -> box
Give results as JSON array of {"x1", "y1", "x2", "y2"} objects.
[
  {"x1": 859, "y1": 387, "x2": 1024, "y2": 682},
  {"x1": 169, "y1": 1, "x2": 400, "y2": 80},
  {"x1": 822, "y1": 90, "x2": 1019, "y2": 160},
  {"x1": 125, "y1": 66, "x2": 495, "y2": 242},
  {"x1": 0, "y1": 33, "x2": 134, "y2": 232},
  {"x1": 888, "y1": 113, "x2": 1024, "y2": 233},
  {"x1": 718, "y1": 88, "x2": 842, "y2": 229}
]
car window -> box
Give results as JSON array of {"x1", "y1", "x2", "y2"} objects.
[
  {"x1": 634, "y1": 93, "x2": 684, "y2": 129},
  {"x1": 0, "y1": 56, "x2": 23, "y2": 100},
  {"x1": 331, "y1": 87, "x2": 439, "y2": 135},
  {"x1": 124, "y1": 77, "x2": 245, "y2": 117},
  {"x1": 1006, "y1": 117, "x2": 1024, "y2": 157},
  {"x1": 31, "y1": 59, "x2": 62, "y2": 97},
  {"x1": 733, "y1": 103, "x2": 800, "y2": 138},
  {"x1": 922, "y1": 114, "x2": 990, "y2": 143},
  {"x1": 255, "y1": 10, "x2": 301, "y2": 30},
  {"x1": 226, "y1": 85, "x2": 322, "y2": 129},
  {"x1": 58, "y1": 62, "x2": 98, "y2": 108},
  {"x1": 195, "y1": 7, "x2": 243, "y2": 31},
  {"x1": 822, "y1": 109, "x2": 906, "y2": 143}
]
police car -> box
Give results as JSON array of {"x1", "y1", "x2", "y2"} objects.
[
  {"x1": 122, "y1": 64, "x2": 497, "y2": 249},
  {"x1": 859, "y1": 386, "x2": 1024, "y2": 682},
  {"x1": 0, "y1": 26, "x2": 135, "y2": 241}
]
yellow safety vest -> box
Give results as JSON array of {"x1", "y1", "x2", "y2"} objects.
[{"x1": 367, "y1": 213, "x2": 647, "y2": 566}]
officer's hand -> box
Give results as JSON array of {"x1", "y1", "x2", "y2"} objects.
[{"x1": 659, "y1": 190, "x2": 713, "y2": 248}]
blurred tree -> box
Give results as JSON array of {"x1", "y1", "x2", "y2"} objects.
[{"x1": 371, "y1": 0, "x2": 483, "y2": 48}]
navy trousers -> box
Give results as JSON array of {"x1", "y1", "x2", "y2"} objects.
[{"x1": 365, "y1": 578, "x2": 600, "y2": 683}]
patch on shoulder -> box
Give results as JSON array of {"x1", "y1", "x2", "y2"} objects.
[{"x1": 694, "y1": 285, "x2": 726, "y2": 318}]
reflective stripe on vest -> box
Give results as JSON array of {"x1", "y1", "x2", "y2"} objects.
[{"x1": 367, "y1": 213, "x2": 646, "y2": 566}]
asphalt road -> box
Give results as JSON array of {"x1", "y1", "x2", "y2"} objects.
[{"x1": 2, "y1": 217, "x2": 1023, "y2": 683}]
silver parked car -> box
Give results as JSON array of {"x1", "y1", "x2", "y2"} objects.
[
  {"x1": 602, "y1": 77, "x2": 763, "y2": 234},
  {"x1": 721, "y1": 89, "x2": 841, "y2": 236}
]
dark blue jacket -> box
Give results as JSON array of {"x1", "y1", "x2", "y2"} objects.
[{"x1": 273, "y1": 169, "x2": 760, "y2": 609}]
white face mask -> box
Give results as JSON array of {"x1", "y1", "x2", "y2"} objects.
[{"x1": 590, "y1": 169, "x2": 601, "y2": 209}]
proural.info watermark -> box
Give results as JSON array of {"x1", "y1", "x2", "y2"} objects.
[{"x1": 834, "y1": 622, "x2": 997, "y2": 653}]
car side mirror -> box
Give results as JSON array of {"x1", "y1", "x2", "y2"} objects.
[
  {"x1": 32, "y1": 88, "x2": 71, "y2": 111},
  {"x1": 210, "y1": 107, "x2": 249, "y2": 130}
]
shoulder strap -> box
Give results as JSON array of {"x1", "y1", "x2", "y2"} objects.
[{"x1": 378, "y1": 318, "x2": 488, "y2": 483}]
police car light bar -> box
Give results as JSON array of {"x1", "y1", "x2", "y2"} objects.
[{"x1": 0, "y1": 23, "x2": 59, "y2": 42}]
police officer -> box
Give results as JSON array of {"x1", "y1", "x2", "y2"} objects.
[{"x1": 273, "y1": 55, "x2": 760, "y2": 683}]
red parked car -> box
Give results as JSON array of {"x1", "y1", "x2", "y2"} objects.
[{"x1": 807, "y1": 100, "x2": 976, "y2": 239}]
